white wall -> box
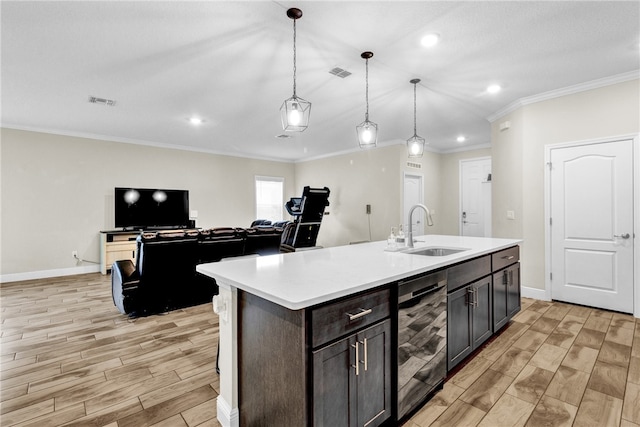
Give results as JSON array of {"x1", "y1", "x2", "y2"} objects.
[
  {"x1": 294, "y1": 144, "x2": 443, "y2": 248},
  {"x1": 5, "y1": 79, "x2": 636, "y2": 283},
  {"x1": 491, "y1": 79, "x2": 640, "y2": 291},
  {"x1": 0, "y1": 128, "x2": 295, "y2": 279}
]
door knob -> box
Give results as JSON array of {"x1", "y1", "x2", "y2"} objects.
[{"x1": 614, "y1": 233, "x2": 631, "y2": 239}]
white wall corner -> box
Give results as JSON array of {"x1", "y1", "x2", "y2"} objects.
[{"x1": 521, "y1": 285, "x2": 549, "y2": 301}]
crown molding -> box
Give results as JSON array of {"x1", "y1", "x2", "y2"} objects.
[
  {"x1": 0, "y1": 124, "x2": 295, "y2": 164},
  {"x1": 487, "y1": 70, "x2": 640, "y2": 123},
  {"x1": 440, "y1": 142, "x2": 492, "y2": 154}
]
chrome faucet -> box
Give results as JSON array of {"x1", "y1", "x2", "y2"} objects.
[{"x1": 406, "y1": 204, "x2": 434, "y2": 248}]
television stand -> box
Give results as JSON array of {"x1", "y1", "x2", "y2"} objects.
[{"x1": 99, "y1": 230, "x2": 140, "y2": 275}]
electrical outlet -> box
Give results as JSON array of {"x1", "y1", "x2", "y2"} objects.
[
  {"x1": 72, "y1": 250, "x2": 78, "y2": 259},
  {"x1": 366, "y1": 204, "x2": 371, "y2": 215}
]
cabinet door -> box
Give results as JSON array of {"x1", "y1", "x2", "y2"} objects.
[
  {"x1": 357, "y1": 320, "x2": 391, "y2": 427},
  {"x1": 507, "y1": 263, "x2": 521, "y2": 318},
  {"x1": 447, "y1": 286, "x2": 472, "y2": 370},
  {"x1": 471, "y1": 277, "x2": 493, "y2": 349},
  {"x1": 313, "y1": 337, "x2": 356, "y2": 427},
  {"x1": 492, "y1": 270, "x2": 509, "y2": 331}
]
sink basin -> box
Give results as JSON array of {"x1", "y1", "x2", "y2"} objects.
[{"x1": 404, "y1": 247, "x2": 469, "y2": 256}]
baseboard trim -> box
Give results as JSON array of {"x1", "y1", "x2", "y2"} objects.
[
  {"x1": 0, "y1": 265, "x2": 101, "y2": 284},
  {"x1": 521, "y1": 285, "x2": 549, "y2": 301},
  {"x1": 217, "y1": 396, "x2": 239, "y2": 427}
]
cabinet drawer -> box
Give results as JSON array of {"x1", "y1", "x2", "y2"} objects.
[
  {"x1": 492, "y1": 246, "x2": 519, "y2": 271},
  {"x1": 311, "y1": 287, "x2": 390, "y2": 348},
  {"x1": 447, "y1": 255, "x2": 491, "y2": 292}
]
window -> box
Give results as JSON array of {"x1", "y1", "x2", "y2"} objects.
[{"x1": 255, "y1": 176, "x2": 284, "y2": 222}]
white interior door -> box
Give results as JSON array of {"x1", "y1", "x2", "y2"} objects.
[
  {"x1": 460, "y1": 158, "x2": 492, "y2": 237},
  {"x1": 403, "y1": 173, "x2": 424, "y2": 236},
  {"x1": 550, "y1": 139, "x2": 634, "y2": 313}
]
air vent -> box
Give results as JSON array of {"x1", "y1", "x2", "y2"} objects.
[
  {"x1": 88, "y1": 96, "x2": 116, "y2": 106},
  {"x1": 407, "y1": 162, "x2": 422, "y2": 169},
  {"x1": 276, "y1": 134, "x2": 292, "y2": 139},
  {"x1": 329, "y1": 67, "x2": 352, "y2": 78}
]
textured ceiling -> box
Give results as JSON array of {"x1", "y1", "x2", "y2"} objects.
[{"x1": 2, "y1": 1, "x2": 639, "y2": 162}]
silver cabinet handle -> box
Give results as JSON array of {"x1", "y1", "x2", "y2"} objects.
[
  {"x1": 467, "y1": 287, "x2": 478, "y2": 307},
  {"x1": 346, "y1": 308, "x2": 372, "y2": 321},
  {"x1": 360, "y1": 338, "x2": 369, "y2": 372},
  {"x1": 352, "y1": 342, "x2": 359, "y2": 376},
  {"x1": 502, "y1": 255, "x2": 515, "y2": 260},
  {"x1": 614, "y1": 233, "x2": 631, "y2": 239}
]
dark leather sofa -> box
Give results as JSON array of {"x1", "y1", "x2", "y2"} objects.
[{"x1": 111, "y1": 226, "x2": 284, "y2": 317}]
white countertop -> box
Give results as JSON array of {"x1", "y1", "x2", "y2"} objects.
[{"x1": 196, "y1": 235, "x2": 521, "y2": 310}]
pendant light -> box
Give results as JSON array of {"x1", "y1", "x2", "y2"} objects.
[
  {"x1": 280, "y1": 8, "x2": 311, "y2": 132},
  {"x1": 356, "y1": 51, "x2": 378, "y2": 148},
  {"x1": 407, "y1": 78, "x2": 425, "y2": 158}
]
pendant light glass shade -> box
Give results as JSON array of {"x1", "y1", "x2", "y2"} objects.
[
  {"x1": 356, "y1": 120, "x2": 378, "y2": 147},
  {"x1": 280, "y1": 96, "x2": 311, "y2": 131},
  {"x1": 407, "y1": 78, "x2": 425, "y2": 158},
  {"x1": 357, "y1": 51, "x2": 377, "y2": 148},
  {"x1": 280, "y1": 8, "x2": 311, "y2": 132},
  {"x1": 407, "y1": 135, "x2": 425, "y2": 157}
]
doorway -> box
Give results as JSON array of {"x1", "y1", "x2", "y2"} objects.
[
  {"x1": 403, "y1": 173, "x2": 424, "y2": 237},
  {"x1": 459, "y1": 158, "x2": 492, "y2": 237},
  {"x1": 546, "y1": 137, "x2": 635, "y2": 313}
]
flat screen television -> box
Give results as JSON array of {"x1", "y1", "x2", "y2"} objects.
[{"x1": 115, "y1": 187, "x2": 189, "y2": 230}]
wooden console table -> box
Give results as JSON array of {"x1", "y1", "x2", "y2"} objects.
[{"x1": 99, "y1": 230, "x2": 140, "y2": 274}]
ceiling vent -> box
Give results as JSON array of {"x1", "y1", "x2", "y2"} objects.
[
  {"x1": 276, "y1": 134, "x2": 293, "y2": 139},
  {"x1": 407, "y1": 162, "x2": 422, "y2": 169},
  {"x1": 329, "y1": 67, "x2": 352, "y2": 78},
  {"x1": 88, "y1": 96, "x2": 116, "y2": 106}
]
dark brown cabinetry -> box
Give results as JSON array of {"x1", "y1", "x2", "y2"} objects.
[
  {"x1": 447, "y1": 246, "x2": 521, "y2": 371},
  {"x1": 313, "y1": 320, "x2": 391, "y2": 427},
  {"x1": 492, "y1": 245, "x2": 521, "y2": 331},
  {"x1": 238, "y1": 287, "x2": 391, "y2": 427},
  {"x1": 493, "y1": 250, "x2": 521, "y2": 331},
  {"x1": 447, "y1": 275, "x2": 493, "y2": 370}
]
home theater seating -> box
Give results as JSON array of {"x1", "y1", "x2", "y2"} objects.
[
  {"x1": 111, "y1": 186, "x2": 331, "y2": 317},
  {"x1": 111, "y1": 226, "x2": 284, "y2": 317}
]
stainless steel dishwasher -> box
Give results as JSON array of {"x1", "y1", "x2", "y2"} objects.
[{"x1": 397, "y1": 269, "x2": 448, "y2": 420}]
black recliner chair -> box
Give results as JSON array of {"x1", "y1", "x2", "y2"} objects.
[
  {"x1": 111, "y1": 226, "x2": 286, "y2": 317},
  {"x1": 112, "y1": 230, "x2": 205, "y2": 316}
]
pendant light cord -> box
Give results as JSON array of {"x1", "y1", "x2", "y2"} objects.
[
  {"x1": 413, "y1": 82, "x2": 417, "y2": 136},
  {"x1": 292, "y1": 18, "x2": 297, "y2": 98},
  {"x1": 364, "y1": 57, "x2": 369, "y2": 121}
]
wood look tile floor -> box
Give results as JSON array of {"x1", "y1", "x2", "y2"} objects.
[
  {"x1": 1, "y1": 274, "x2": 221, "y2": 427},
  {"x1": 408, "y1": 297, "x2": 640, "y2": 427},
  {"x1": 1, "y1": 274, "x2": 640, "y2": 426}
]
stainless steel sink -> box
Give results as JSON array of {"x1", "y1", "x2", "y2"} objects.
[{"x1": 404, "y1": 247, "x2": 468, "y2": 256}]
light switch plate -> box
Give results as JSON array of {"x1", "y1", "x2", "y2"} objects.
[{"x1": 507, "y1": 210, "x2": 515, "y2": 220}]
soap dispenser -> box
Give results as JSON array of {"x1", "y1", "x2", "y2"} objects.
[
  {"x1": 387, "y1": 227, "x2": 397, "y2": 250},
  {"x1": 396, "y1": 224, "x2": 406, "y2": 248}
]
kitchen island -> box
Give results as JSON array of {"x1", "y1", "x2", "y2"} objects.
[{"x1": 197, "y1": 235, "x2": 521, "y2": 427}]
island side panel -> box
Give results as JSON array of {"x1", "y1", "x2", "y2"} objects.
[{"x1": 238, "y1": 290, "x2": 310, "y2": 426}]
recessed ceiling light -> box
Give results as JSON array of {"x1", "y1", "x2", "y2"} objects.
[
  {"x1": 457, "y1": 136, "x2": 466, "y2": 143},
  {"x1": 421, "y1": 33, "x2": 440, "y2": 48},
  {"x1": 188, "y1": 117, "x2": 204, "y2": 125},
  {"x1": 487, "y1": 84, "x2": 501, "y2": 94}
]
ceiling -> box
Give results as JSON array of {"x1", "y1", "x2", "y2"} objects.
[{"x1": 2, "y1": 1, "x2": 639, "y2": 162}]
